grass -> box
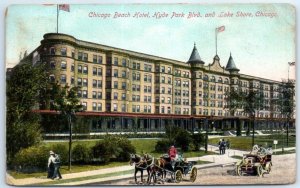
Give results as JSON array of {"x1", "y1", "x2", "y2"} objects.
[{"x1": 209, "y1": 134, "x2": 296, "y2": 151}]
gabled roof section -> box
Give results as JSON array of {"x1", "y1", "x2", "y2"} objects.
[
  {"x1": 225, "y1": 53, "x2": 240, "y2": 71},
  {"x1": 187, "y1": 43, "x2": 204, "y2": 64}
]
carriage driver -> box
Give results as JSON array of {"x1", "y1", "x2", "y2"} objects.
[{"x1": 168, "y1": 145, "x2": 178, "y2": 160}]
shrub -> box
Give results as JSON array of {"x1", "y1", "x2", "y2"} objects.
[
  {"x1": 191, "y1": 133, "x2": 205, "y2": 151},
  {"x1": 49, "y1": 144, "x2": 68, "y2": 165},
  {"x1": 174, "y1": 128, "x2": 192, "y2": 152},
  {"x1": 13, "y1": 145, "x2": 49, "y2": 173},
  {"x1": 72, "y1": 144, "x2": 92, "y2": 164},
  {"x1": 117, "y1": 138, "x2": 136, "y2": 161},
  {"x1": 92, "y1": 135, "x2": 135, "y2": 163},
  {"x1": 155, "y1": 139, "x2": 172, "y2": 153}
]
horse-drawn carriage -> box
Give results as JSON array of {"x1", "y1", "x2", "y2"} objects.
[
  {"x1": 236, "y1": 145, "x2": 273, "y2": 177},
  {"x1": 129, "y1": 153, "x2": 198, "y2": 184}
]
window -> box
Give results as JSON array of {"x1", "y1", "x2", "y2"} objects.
[
  {"x1": 114, "y1": 92, "x2": 118, "y2": 100},
  {"x1": 82, "y1": 90, "x2": 88, "y2": 98},
  {"x1": 161, "y1": 66, "x2": 165, "y2": 73},
  {"x1": 144, "y1": 96, "x2": 147, "y2": 102},
  {"x1": 93, "y1": 67, "x2": 97, "y2": 75},
  {"x1": 82, "y1": 102, "x2": 87, "y2": 110},
  {"x1": 114, "y1": 70, "x2": 118, "y2": 77},
  {"x1": 122, "y1": 82, "x2": 126, "y2": 89},
  {"x1": 136, "y1": 85, "x2": 140, "y2": 91},
  {"x1": 71, "y1": 64, "x2": 74, "y2": 72},
  {"x1": 83, "y1": 66, "x2": 88, "y2": 74},
  {"x1": 77, "y1": 90, "x2": 82, "y2": 98},
  {"x1": 167, "y1": 67, "x2": 171, "y2": 74},
  {"x1": 78, "y1": 52, "x2": 83, "y2": 60},
  {"x1": 93, "y1": 102, "x2": 97, "y2": 111},
  {"x1": 122, "y1": 71, "x2": 126, "y2": 78},
  {"x1": 71, "y1": 77, "x2": 74, "y2": 85},
  {"x1": 161, "y1": 106, "x2": 165, "y2": 113},
  {"x1": 161, "y1": 97, "x2": 165, "y2": 103},
  {"x1": 218, "y1": 77, "x2": 223, "y2": 83},
  {"x1": 122, "y1": 93, "x2": 126, "y2": 100},
  {"x1": 98, "y1": 103, "x2": 102, "y2": 111},
  {"x1": 77, "y1": 78, "x2": 82, "y2": 86},
  {"x1": 97, "y1": 80, "x2": 102, "y2": 88},
  {"x1": 50, "y1": 47, "x2": 55, "y2": 55},
  {"x1": 168, "y1": 88, "x2": 171, "y2": 94},
  {"x1": 50, "y1": 61, "x2": 56, "y2": 69},
  {"x1": 161, "y1": 76, "x2": 165, "y2": 83},
  {"x1": 161, "y1": 87, "x2": 165, "y2": 93},
  {"x1": 113, "y1": 104, "x2": 118, "y2": 112},
  {"x1": 122, "y1": 58, "x2": 127, "y2": 67},
  {"x1": 114, "y1": 57, "x2": 118, "y2": 65},
  {"x1": 168, "y1": 77, "x2": 171, "y2": 84},
  {"x1": 83, "y1": 53, "x2": 88, "y2": 61},
  {"x1": 61, "y1": 48, "x2": 67, "y2": 56},
  {"x1": 98, "y1": 56, "x2": 102, "y2": 64},
  {"x1": 114, "y1": 81, "x2": 118, "y2": 89},
  {"x1": 93, "y1": 79, "x2": 97, "y2": 88},
  {"x1": 60, "y1": 75, "x2": 66, "y2": 83},
  {"x1": 203, "y1": 74, "x2": 209, "y2": 81},
  {"x1": 97, "y1": 92, "x2": 102, "y2": 99},
  {"x1": 144, "y1": 86, "x2": 147, "y2": 93},
  {"x1": 78, "y1": 65, "x2": 82, "y2": 73},
  {"x1": 72, "y1": 50, "x2": 75, "y2": 58},
  {"x1": 93, "y1": 55, "x2": 97, "y2": 63},
  {"x1": 167, "y1": 97, "x2": 171, "y2": 104},
  {"x1": 92, "y1": 91, "x2": 97, "y2": 99},
  {"x1": 122, "y1": 104, "x2": 126, "y2": 112},
  {"x1": 83, "y1": 78, "x2": 88, "y2": 87}
]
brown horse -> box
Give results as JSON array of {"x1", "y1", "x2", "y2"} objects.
[{"x1": 149, "y1": 155, "x2": 174, "y2": 183}]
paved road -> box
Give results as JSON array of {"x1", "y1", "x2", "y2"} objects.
[{"x1": 101, "y1": 153, "x2": 296, "y2": 185}]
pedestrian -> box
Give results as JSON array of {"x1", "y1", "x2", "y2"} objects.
[
  {"x1": 52, "y1": 153, "x2": 62, "y2": 180},
  {"x1": 47, "y1": 151, "x2": 55, "y2": 178},
  {"x1": 221, "y1": 139, "x2": 226, "y2": 154},
  {"x1": 218, "y1": 139, "x2": 222, "y2": 155}
]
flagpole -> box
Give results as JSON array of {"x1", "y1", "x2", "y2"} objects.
[
  {"x1": 57, "y1": 4, "x2": 59, "y2": 33},
  {"x1": 215, "y1": 28, "x2": 217, "y2": 55}
]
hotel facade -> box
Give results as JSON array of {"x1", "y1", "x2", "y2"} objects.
[{"x1": 23, "y1": 33, "x2": 292, "y2": 133}]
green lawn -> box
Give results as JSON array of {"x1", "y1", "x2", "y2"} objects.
[{"x1": 209, "y1": 135, "x2": 296, "y2": 151}]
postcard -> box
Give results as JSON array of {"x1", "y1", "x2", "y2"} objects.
[{"x1": 5, "y1": 3, "x2": 296, "y2": 186}]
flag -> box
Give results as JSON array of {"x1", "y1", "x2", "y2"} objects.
[
  {"x1": 216, "y1": 26, "x2": 225, "y2": 33},
  {"x1": 59, "y1": 4, "x2": 70, "y2": 12},
  {"x1": 288, "y1": 62, "x2": 295, "y2": 66}
]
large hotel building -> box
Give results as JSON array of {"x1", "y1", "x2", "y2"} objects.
[{"x1": 22, "y1": 33, "x2": 292, "y2": 133}]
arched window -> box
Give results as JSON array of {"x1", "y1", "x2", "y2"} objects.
[
  {"x1": 224, "y1": 78, "x2": 229, "y2": 84},
  {"x1": 203, "y1": 74, "x2": 209, "y2": 81},
  {"x1": 211, "y1": 76, "x2": 216, "y2": 82},
  {"x1": 218, "y1": 77, "x2": 223, "y2": 83}
]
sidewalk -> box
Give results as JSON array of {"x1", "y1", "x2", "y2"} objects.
[{"x1": 6, "y1": 145, "x2": 296, "y2": 186}]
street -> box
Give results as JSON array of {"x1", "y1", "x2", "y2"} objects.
[{"x1": 104, "y1": 153, "x2": 296, "y2": 185}]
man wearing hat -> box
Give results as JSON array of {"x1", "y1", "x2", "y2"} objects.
[{"x1": 47, "y1": 151, "x2": 55, "y2": 178}]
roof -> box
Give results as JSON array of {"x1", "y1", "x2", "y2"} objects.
[
  {"x1": 187, "y1": 43, "x2": 204, "y2": 64},
  {"x1": 225, "y1": 53, "x2": 240, "y2": 71}
]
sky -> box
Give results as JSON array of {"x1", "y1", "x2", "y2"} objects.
[{"x1": 6, "y1": 3, "x2": 295, "y2": 81}]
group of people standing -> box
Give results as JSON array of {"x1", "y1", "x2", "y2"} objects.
[
  {"x1": 218, "y1": 139, "x2": 230, "y2": 155},
  {"x1": 47, "y1": 151, "x2": 62, "y2": 180}
]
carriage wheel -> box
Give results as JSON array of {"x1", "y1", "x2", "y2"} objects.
[
  {"x1": 190, "y1": 167, "x2": 197, "y2": 182},
  {"x1": 257, "y1": 165, "x2": 263, "y2": 177},
  {"x1": 175, "y1": 170, "x2": 182, "y2": 183},
  {"x1": 236, "y1": 165, "x2": 242, "y2": 176}
]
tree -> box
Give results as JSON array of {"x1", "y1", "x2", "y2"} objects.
[
  {"x1": 241, "y1": 90, "x2": 264, "y2": 146},
  {"x1": 6, "y1": 62, "x2": 48, "y2": 162},
  {"x1": 276, "y1": 80, "x2": 295, "y2": 147},
  {"x1": 51, "y1": 82, "x2": 82, "y2": 170},
  {"x1": 224, "y1": 89, "x2": 243, "y2": 136}
]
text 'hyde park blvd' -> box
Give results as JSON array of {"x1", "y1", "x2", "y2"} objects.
[{"x1": 88, "y1": 11, "x2": 278, "y2": 19}]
